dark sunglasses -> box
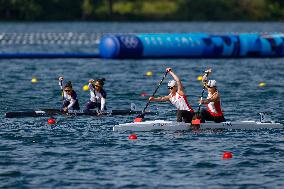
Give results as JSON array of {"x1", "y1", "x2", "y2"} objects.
[
  {"x1": 168, "y1": 87, "x2": 174, "y2": 90},
  {"x1": 65, "y1": 90, "x2": 71, "y2": 92}
]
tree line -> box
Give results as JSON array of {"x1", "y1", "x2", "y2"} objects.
[{"x1": 0, "y1": 0, "x2": 284, "y2": 21}]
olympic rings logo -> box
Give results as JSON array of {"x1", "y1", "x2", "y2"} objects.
[{"x1": 120, "y1": 36, "x2": 139, "y2": 48}]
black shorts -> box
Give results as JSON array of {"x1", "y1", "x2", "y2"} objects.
[
  {"x1": 176, "y1": 110, "x2": 195, "y2": 123},
  {"x1": 200, "y1": 109, "x2": 226, "y2": 123}
]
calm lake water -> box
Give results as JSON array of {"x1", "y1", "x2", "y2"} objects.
[{"x1": 0, "y1": 22, "x2": 284, "y2": 189}]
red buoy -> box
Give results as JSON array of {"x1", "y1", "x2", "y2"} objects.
[
  {"x1": 223, "y1": 152, "x2": 233, "y2": 159},
  {"x1": 140, "y1": 92, "x2": 148, "y2": 97},
  {"x1": 47, "y1": 118, "x2": 56, "y2": 125},
  {"x1": 128, "y1": 134, "x2": 137, "y2": 140}
]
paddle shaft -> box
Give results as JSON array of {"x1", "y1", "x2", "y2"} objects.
[
  {"x1": 59, "y1": 79, "x2": 64, "y2": 101},
  {"x1": 196, "y1": 85, "x2": 206, "y2": 114},
  {"x1": 196, "y1": 72, "x2": 209, "y2": 115},
  {"x1": 142, "y1": 71, "x2": 168, "y2": 113}
]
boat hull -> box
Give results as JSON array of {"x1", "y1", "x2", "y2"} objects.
[
  {"x1": 5, "y1": 109, "x2": 153, "y2": 118},
  {"x1": 113, "y1": 120, "x2": 283, "y2": 131}
]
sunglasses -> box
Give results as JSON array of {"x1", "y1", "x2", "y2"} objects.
[
  {"x1": 168, "y1": 87, "x2": 174, "y2": 90},
  {"x1": 65, "y1": 90, "x2": 71, "y2": 92}
]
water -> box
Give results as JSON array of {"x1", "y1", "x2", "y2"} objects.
[{"x1": 0, "y1": 22, "x2": 284, "y2": 188}]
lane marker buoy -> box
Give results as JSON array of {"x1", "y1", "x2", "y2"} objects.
[
  {"x1": 83, "y1": 85, "x2": 89, "y2": 91},
  {"x1": 129, "y1": 134, "x2": 137, "y2": 140},
  {"x1": 223, "y1": 152, "x2": 233, "y2": 159},
  {"x1": 31, "y1": 77, "x2": 38, "y2": 83},
  {"x1": 197, "y1": 75, "x2": 203, "y2": 81},
  {"x1": 259, "y1": 82, "x2": 266, "y2": 87},
  {"x1": 146, "y1": 71, "x2": 153, "y2": 76},
  {"x1": 47, "y1": 118, "x2": 56, "y2": 125},
  {"x1": 140, "y1": 92, "x2": 148, "y2": 97}
]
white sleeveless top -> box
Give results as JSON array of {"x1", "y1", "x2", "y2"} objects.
[
  {"x1": 206, "y1": 91, "x2": 223, "y2": 116},
  {"x1": 169, "y1": 92, "x2": 194, "y2": 112}
]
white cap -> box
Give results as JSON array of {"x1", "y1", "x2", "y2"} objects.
[
  {"x1": 168, "y1": 80, "x2": 177, "y2": 87},
  {"x1": 207, "y1": 80, "x2": 217, "y2": 88}
]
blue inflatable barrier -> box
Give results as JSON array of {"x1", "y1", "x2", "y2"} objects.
[
  {"x1": 139, "y1": 33, "x2": 206, "y2": 57},
  {"x1": 258, "y1": 34, "x2": 284, "y2": 56},
  {"x1": 99, "y1": 33, "x2": 284, "y2": 59},
  {"x1": 99, "y1": 35, "x2": 143, "y2": 58},
  {"x1": 238, "y1": 34, "x2": 261, "y2": 56}
]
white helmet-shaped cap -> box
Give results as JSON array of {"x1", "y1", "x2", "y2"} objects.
[
  {"x1": 207, "y1": 80, "x2": 217, "y2": 88},
  {"x1": 168, "y1": 80, "x2": 177, "y2": 87}
]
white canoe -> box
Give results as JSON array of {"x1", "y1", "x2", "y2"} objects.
[{"x1": 113, "y1": 120, "x2": 283, "y2": 132}]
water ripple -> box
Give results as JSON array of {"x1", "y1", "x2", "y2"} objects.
[{"x1": 1, "y1": 23, "x2": 284, "y2": 189}]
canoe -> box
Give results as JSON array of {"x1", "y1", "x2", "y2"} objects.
[
  {"x1": 113, "y1": 119, "x2": 283, "y2": 131},
  {"x1": 5, "y1": 108, "x2": 153, "y2": 118}
]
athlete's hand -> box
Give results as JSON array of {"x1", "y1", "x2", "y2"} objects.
[
  {"x1": 89, "y1": 79, "x2": 95, "y2": 83},
  {"x1": 205, "y1": 69, "x2": 212, "y2": 74},
  {"x1": 166, "y1": 68, "x2": 172, "y2": 72},
  {"x1": 149, "y1": 96, "x2": 155, "y2": 101},
  {"x1": 97, "y1": 110, "x2": 105, "y2": 115},
  {"x1": 59, "y1": 77, "x2": 64, "y2": 81},
  {"x1": 63, "y1": 107, "x2": 68, "y2": 112}
]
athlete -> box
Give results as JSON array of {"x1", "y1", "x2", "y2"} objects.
[
  {"x1": 199, "y1": 69, "x2": 226, "y2": 123},
  {"x1": 58, "y1": 77, "x2": 80, "y2": 112},
  {"x1": 149, "y1": 68, "x2": 195, "y2": 123},
  {"x1": 83, "y1": 78, "x2": 107, "y2": 114}
]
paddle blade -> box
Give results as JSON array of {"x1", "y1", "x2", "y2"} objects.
[
  {"x1": 191, "y1": 113, "x2": 201, "y2": 125},
  {"x1": 130, "y1": 103, "x2": 137, "y2": 111},
  {"x1": 134, "y1": 113, "x2": 145, "y2": 122},
  {"x1": 191, "y1": 119, "x2": 201, "y2": 125},
  {"x1": 134, "y1": 117, "x2": 143, "y2": 122}
]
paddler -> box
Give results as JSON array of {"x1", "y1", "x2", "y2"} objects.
[
  {"x1": 199, "y1": 69, "x2": 226, "y2": 123},
  {"x1": 58, "y1": 77, "x2": 80, "y2": 112},
  {"x1": 83, "y1": 78, "x2": 107, "y2": 114},
  {"x1": 149, "y1": 68, "x2": 195, "y2": 123}
]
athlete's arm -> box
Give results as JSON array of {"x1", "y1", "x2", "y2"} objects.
[
  {"x1": 67, "y1": 98, "x2": 77, "y2": 110},
  {"x1": 201, "y1": 92, "x2": 219, "y2": 104},
  {"x1": 202, "y1": 69, "x2": 211, "y2": 88},
  {"x1": 59, "y1": 77, "x2": 64, "y2": 90},
  {"x1": 88, "y1": 79, "x2": 95, "y2": 92},
  {"x1": 208, "y1": 92, "x2": 219, "y2": 102},
  {"x1": 149, "y1": 95, "x2": 170, "y2": 102},
  {"x1": 100, "y1": 97, "x2": 106, "y2": 111},
  {"x1": 67, "y1": 92, "x2": 78, "y2": 110},
  {"x1": 167, "y1": 68, "x2": 185, "y2": 96}
]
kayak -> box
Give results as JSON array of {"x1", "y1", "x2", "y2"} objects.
[
  {"x1": 113, "y1": 119, "x2": 283, "y2": 131},
  {"x1": 5, "y1": 108, "x2": 154, "y2": 118}
]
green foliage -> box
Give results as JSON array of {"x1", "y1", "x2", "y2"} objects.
[
  {"x1": 0, "y1": 0, "x2": 284, "y2": 21},
  {"x1": 82, "y1": 0, "x2": 95, "y2": 19}
]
